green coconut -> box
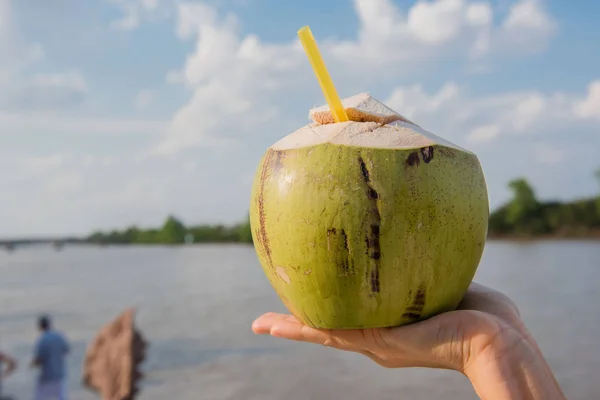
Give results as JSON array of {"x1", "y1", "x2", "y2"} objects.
[{"x1": 249, "y1": 93, "x2": 489, "y2": 329}]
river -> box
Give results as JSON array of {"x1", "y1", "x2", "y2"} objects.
[{"x1": 0, "y1": 241, "x2": 598, "y2": 399}]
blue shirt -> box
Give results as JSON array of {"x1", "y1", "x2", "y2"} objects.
[{"x1": 34, "y1": 330, "x2": 70, "y2": 382}]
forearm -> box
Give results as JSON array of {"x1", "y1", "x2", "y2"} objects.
[{"x1": 465, "y1": 330, "x2": 566, "y2": 400}]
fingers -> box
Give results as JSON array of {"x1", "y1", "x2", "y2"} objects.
[
  {"x1": 251, "y1": 311, "x2": 473, "y2": 371},
  {"x1": 461, "y1": 282, "x2": 521, "y2": 320},
  {"x1": 251, "y1": 282, "x2": 522, "y2": 373},
  {"x1": 253, "y1": 315, "x2": 393, "y2": 366},
  {"x1": 252, "y1": 313, "x2": 296, "y2": 334},
  {"x1": 252, "y1": 313, "x2": 371, "y2": 352},
  {"x1": 252, "y1": 313, "x2": 333, "y2": 346}
]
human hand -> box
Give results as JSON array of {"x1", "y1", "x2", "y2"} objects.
[
  {"x1": 252, "y1": 282, "x2": 526, "y2": 373},
  {"x1": 253, "y1": 282, "x2": 567, "y2": 399}
]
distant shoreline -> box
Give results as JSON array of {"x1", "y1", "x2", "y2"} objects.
[
  {"x1": 3, "y1": 235, "x2": 600, "y2": 250},
  {"x1": 487, "y1": 236, "x2": 600, "y2": 242},
  {"x1": 487, "y1": 231, "x2": 600, "y2": 242}
]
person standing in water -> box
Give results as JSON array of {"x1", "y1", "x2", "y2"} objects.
[
  {"x1": 0, "y1": 349, "x2": 17, "y2": 399},
  {"x1": 31, "y1": 315, "x2": 70, "y2": 400}
]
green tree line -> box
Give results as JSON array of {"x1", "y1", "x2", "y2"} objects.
[
  {"x1": 87, "y1": 215, "x2": 253, "y2": 245},
  {"x1": 489, "y1": 168, "x2": 600, "y2": 238},
  {"x1": 87, "y1": 168, "x2": 600, "y2": 244}
]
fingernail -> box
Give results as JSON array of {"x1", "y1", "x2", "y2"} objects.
[
  {"x1": 270, "y1": 325, "x2": 282, "y2": 337},
  {"x1": 252, "y1": 319, "x2": 263, "y2": 333}
]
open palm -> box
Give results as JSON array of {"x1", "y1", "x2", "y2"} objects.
[{"x1": 252, "y1": 282, "x2": 526, "y2": 373}]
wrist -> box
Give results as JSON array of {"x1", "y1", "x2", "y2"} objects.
[
  {"x1": 463, "y1": 325, "x2": 529, "y2": 379},
  {"x1": 464, "y1": 327, "x2": 565, "y2": 400}
]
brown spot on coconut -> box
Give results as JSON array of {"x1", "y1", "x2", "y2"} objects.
[{"x1": 82, "y1": 308, "x2": 148, "y2": 400}]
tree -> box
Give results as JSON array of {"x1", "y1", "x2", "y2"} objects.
[
  {"x1": 84, "y1": 214, "x2": 257, "y2": 245},
  {"x1": 236, "y1": 214, "x2": 253, "y2": 243},
  {"x1": 123, "y1": 226, "x2": 140, "y2": 242},
  {"x1": 595, "y1": 168, "x2": 600, "y2": 222},
  {"x1": 506, "y1": 178, "x2": 540, "y2": 226},
  {"x1": 157, "y1": 215, "x2": 187, "y2": 244}
]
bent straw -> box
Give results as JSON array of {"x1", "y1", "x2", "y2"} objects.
[{"x1": 297, "y1": 26, "x2": 349, "y2": 123}]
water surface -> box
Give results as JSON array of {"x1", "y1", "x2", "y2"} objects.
[{"x1": 0, "y1": 241, "x2": 598, "y2": 399}]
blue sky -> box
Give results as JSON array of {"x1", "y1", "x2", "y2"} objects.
[{"x1": 1, "y1": 0, "x2": 599, "y2": 237}]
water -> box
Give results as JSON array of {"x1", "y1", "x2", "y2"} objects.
[{"x1": 0, "y1": 241, "x2": 599, "y2": 399}]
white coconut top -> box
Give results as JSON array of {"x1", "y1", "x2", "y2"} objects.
[
  {"x1": 309, "y1": 92, "x2": 414, "y2": 125},
  {"x1": 271, "y1": 93, "x2": 471, "y2": 153}
]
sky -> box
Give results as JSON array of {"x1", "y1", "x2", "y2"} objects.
[{"x1": 1, "y1": 0, "x2": 599, "y2": 237}]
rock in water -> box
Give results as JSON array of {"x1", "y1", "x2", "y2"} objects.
[
  {"x1": 82, "y1": 308, "x2": 148, "y2": 400},
  {"x1": 249, "y1": 93, "x2": 489, "y2": 329}
]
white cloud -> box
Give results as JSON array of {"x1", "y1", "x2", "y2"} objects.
[
  {"x1": 0, "y1": 1, "x2": 168, "y2": 142},
  {"x1": 165, "y1": 70, "x2": 184, "y2": 84},
  {"x1": 1, "y1": 70, "x2": 87, "y2": 110},
  {"x1": 466, "y1": 2, "x2": 493, "y2": 57},
  {"x1": 107, "y1": 0, "x2": 138, "y2": 30},
  {"x1": 0, "y1": 150, "x2": 246, "y2": 236},
  {"x1": 135, "y1": 89, "x2": 155, "y2": 110},
  {"x1": 533, "y1": 143, "x2": 566, "y2": 165},
  {"x1": 140, "y1": 0, "x2": 158, "y2": 10},
  {"x1": 499, "y1": 0, "x2": 557, "y2": 51},
  {"x1": 512, "y1": 94, "x2": 546, "y2": 131},
  {"x1": 503, "y1": 0, "x2": 556, "y2": 34},
  {"x1": 386, "y1": 82, "x2": 462, "y2": 121},
  {"x1": 379, "y1": 80, "x2": 598, "y2": 210},
  {"x1": 151, "y1": 0, "x2": 592, "y2": 227},
  {"x1": 108, "y1": 0, "x2": 172, "y2": 30},
  {"x1": 407, "y1": 0, "x2": 470, "y2": 45},
  {"x1": 0, "y1": 0, "x2": 44, "y2": 83},
  {"x1": 154, "y1": 2, "x2": 302, "y2": 155},
  {"x1": 182, "y1": 160, "x2": 196, "y2": 172},
  {"x1": 0, "y1": 3, "x2": 88, "y2": 112},
  {"x1": 4, "y1": 0, "x2": 597, "y2": 238},
  {"x1": 31, "y1": 71, "x2": 86, "y2": 91},
  {"x1": 574, "y1": 80, "x2": 600, "y2": 119},
  {"x1": 82, "y1": 155, "x2": 121, "y2": 168},
  {"x1": 466, "y1": 2, "x2": 493, "y2": 26},
  {"x1": 466, "y1": 124, "x2": 501, "y2": 143},
  {"x1": 156, "y1": 0, "x2": 559, "y2": 155},
  {"x1": 0, "y1": 113, "x2": 167, "y2": 135},
  {"x1": 44, "y1": 172, "x2": 83, "y2": 193},
  {"x1": 21, "y1": 153, "x2": 66, "y2": 172},
  {"x1": 329, "y1": 0, "x2": 556, "y2": 70},
  {"x1": 6, "y1": 75, "x2": 597, "y2": 236},
  {"x1": 384, "y1": 79, "x2": 598, "y2": 149}
]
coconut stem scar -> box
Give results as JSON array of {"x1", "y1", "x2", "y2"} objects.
[{"x1": 297, "y1": 26, "x2": 349, "y2": 123}]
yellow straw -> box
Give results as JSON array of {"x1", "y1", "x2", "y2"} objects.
[{"x1": 297, "y1": 26, "x2": 348, "y2": 123}]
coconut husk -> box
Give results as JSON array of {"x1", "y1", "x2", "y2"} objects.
[{"x1": 82, "y1": 308, "x2": 148, "y2": 400}]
